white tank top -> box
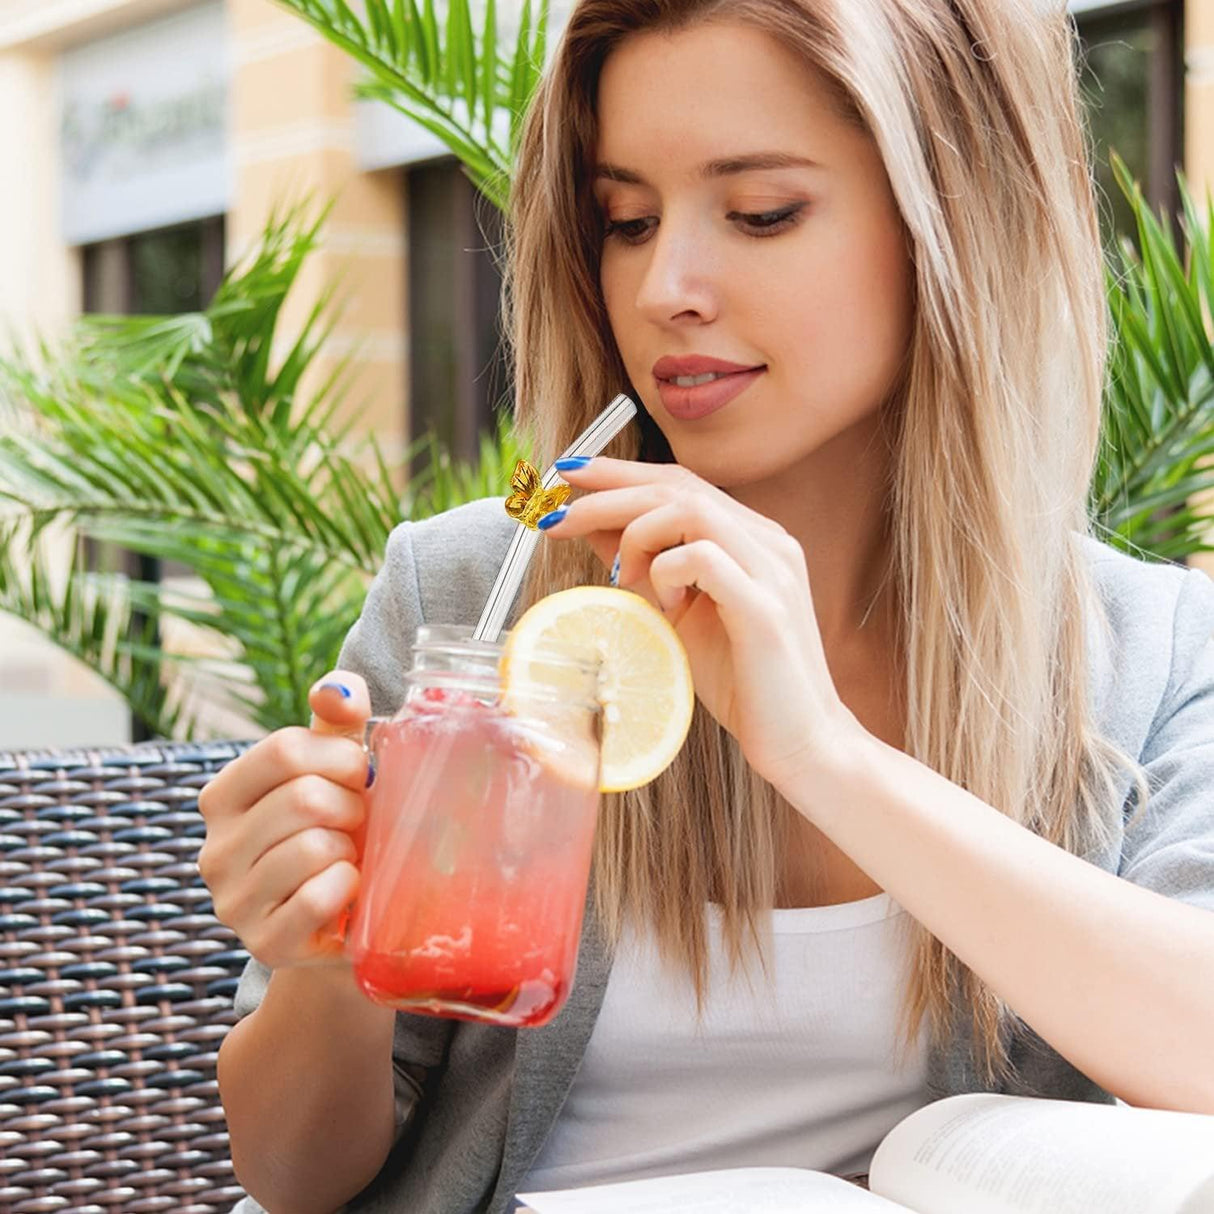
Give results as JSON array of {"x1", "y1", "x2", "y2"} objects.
[{"x1": 521, "y1": 892, "x2": 931, "y2": 1193}]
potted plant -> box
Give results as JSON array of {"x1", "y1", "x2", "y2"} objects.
[{"x1": 0, "y1": 0, "x2": 1210, "y2": 742}]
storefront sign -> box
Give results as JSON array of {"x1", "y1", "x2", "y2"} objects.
[{"x1": 59, "y1": 1, "x2": 230, "y2": 245}]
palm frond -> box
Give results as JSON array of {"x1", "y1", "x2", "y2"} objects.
[
  {"x1": 71, "y1": 202, "x2": 333, "y2": 425},
  {"x1": 0, "y1": 206, "x2": 527, "y2": 738},
  {"x1": 0, "y1": 516, "x2": 192, "y2": 739},
  {"x1": 273, "y1": 0, "x2": 549, "y2": 209},
  {"x1": 405, "y1": 412, "x2": 532, "y2": 517},
  {"x1": 1091, "y1": 154, "x2": 1214, "y2": 560}
]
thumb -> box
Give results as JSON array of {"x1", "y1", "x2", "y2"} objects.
[
  {"x1": 308, "y1": 671, "x2": 372, "y2": 739},
  {"x1": 582, "y1": 530, "x2": 621, "y2": 574},
  {"x1": 585, "y1": 530, "x2": 663, "y2": 614}
]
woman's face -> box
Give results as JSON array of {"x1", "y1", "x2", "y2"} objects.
[{"x1": 594, "y1": 21, "x2": 914, "y2": 488}]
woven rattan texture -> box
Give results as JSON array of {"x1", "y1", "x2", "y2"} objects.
[{"x1": 0, "y1": 741, "x2": 255, "y2": 1214}]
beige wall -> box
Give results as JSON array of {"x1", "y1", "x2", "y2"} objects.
[
  {"x1": 0, "y1": 49, "x2": 78, "y2": 355},
  {"x1": 0, "y1": 0, "x2": 192, "y2": 49},
  {"x1": 229, "y1": 0, "x2": 408, "y2": 466},
  {"x1": 1188, "y1": 0, "x2": 1213, "y2": 198},
  {"x1": 0, "y1": 0, "x2": 410, "y2": 748},
  {"x1": 0, "y1": 32, "x2": 110, "y2": 749}
]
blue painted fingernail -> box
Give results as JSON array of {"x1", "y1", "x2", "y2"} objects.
[
  {"x1": 554, "y1": 456, "x2": 593, "y2": 471},
  {"x1": 317, "y1": 682, "x2": 352, "y2": 698},
  {"x1": 610, "y1": 552, "x2": 621, "y2": 587},
  {"x1": 365, "y1": 760, "x2": 376, "y2": 789},
  {"x1": 537, "y1": 508, "x2": 568, "y2": 530}
]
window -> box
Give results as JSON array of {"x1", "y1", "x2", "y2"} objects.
[
  {"x1": 406, "y1": 160, "x2": 511, "y2": 471},
  {"x1": 83, "y1": 216, "x2": 225, "y2": 316},
  {"x1": 1074, "y1": 0, "x2": 1184, "y2": 244}
]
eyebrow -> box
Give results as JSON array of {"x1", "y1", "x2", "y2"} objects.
[{"x1": 593, "y1": 151, "x2": 823, "y2": 185}]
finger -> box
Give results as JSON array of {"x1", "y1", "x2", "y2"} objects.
[
  {"x1": 611, "y1": 498, "x2": 770, "y2": 589},
  {"x1": 226, "y1": 774, "x2": 368, "y2": 880},
  {"x1": 256, "y1": 859, "x2": 361, "y2": 964},
  {"x1": 579, "y1": 528, "x2": 624, "y2": 575},
  {"x1": 247, "y1": 825, "x2": 359, "y2": 923},
  {"x1": 547, "y1": 486, "x2": 777, "y2": 581},
  {"x1": 648, "y1": 539, "x2": 770, "y2": 627},
  {"x1": 555, "y1": 458, "x2": 779, "y2": 532},
  {"x1": 543, "y1": 521, "x2": 661, "y2": 611},
  {"x1": 541, "y1": 484, "x2": 667, "y2": 537},
  {"x1": 308, "y1": 671, "x2": 372, "y2": 739},
  {"x1": 554, "y1": 455, "x2": 696, "y2": 489},
  {"x1": 199, "y1": 727, "x2": 369, "y2": 826}
]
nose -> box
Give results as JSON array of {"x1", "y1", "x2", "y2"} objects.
[{"x1": 633, "y1": 215, "x2": 718, "y2": 326}]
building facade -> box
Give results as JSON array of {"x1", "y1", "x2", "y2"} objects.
[{"x1": 0, "y1": 0, "x2": 1208, "y2": 747}]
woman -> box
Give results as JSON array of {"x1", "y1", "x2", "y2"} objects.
[{"x1": 198, "y1": 1, "x2": 1214, "y2": 1211}]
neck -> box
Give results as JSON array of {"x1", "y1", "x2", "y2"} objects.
[{"x1": 727, "y1": 412, "x2": 895, "y2": 654}]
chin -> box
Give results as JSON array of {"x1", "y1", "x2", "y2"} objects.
[
  {"x1": 664, "y1": 404, "x2": 888, "y2": 489},
  {"x1": 663, "y1": 432, "x2": 800, "y2": 489}
]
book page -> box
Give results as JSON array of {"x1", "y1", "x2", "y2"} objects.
[
  {"x1": 868, "y1": 1093, "x2": 1214, "y2": 1214},
  {"x1": 517, "y1": 1166, "x2": 912, "y2": 1213}
]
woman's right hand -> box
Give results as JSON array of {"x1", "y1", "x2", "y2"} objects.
[{"x1": 198, "y1": 673, "x2": 373, "y2": 969}]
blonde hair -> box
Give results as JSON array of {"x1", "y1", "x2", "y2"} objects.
[{"x1": 503, "y1": 0, "x2": 1144, "y2": 1087}]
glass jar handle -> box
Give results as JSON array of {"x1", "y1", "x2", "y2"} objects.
[{"x1": 305, "y1": 714, "x2": 390, "y2": 963}]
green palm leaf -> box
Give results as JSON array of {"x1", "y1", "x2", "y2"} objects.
[
  {"x1": 272, "y1": 0, "x2": 549, "y2": 209},
  {"x1": 1091, "y1": 154, "x2": 1214, "y2": 560},
  {"x1": 0, "y1": 516, "x2": 191, "y2": 739},
  {"x1": 0, "y1": 206, "x2": 530, "y2": 739}
]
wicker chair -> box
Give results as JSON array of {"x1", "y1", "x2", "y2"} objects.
[{"x1": 0, "y1": 740, "x2": 255, "y2": 1214}]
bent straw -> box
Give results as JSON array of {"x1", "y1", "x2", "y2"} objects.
[{"x1": 473, "y1": 393, "x2": 638, "y2": 642}]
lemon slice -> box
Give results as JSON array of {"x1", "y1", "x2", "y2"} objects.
[{"x1": 500, "y1": 586, "x2": 695, "y2": 793}]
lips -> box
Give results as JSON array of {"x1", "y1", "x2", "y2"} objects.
[
  {"x1": 652, "y1": 354, "x2": 765, "y2": 381},
  {"x1": 655, "y1": 366, "x2": 766, "y2": 421}
]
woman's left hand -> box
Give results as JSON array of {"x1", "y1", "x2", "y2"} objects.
[{"x1": 539, "y1": 457, "x2": 864, "y2": 793}]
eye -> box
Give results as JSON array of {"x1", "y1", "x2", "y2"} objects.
[
  {"x1": 727, "y1": 203, "x2": 807, "y2": 235},
  {"x1": 603, "y1": 216, "x2": 657, "y2": 244},
  {"x1": 602, "y1": 203, "x2": 807, "y2": 246}
]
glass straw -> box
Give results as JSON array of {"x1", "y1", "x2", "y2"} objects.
[{"x1": 473, "y1": 393, "x2": 638, "y2": 642}]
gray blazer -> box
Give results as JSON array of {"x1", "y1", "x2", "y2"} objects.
[{"x1": 233, "y1": 497, "x2": 1214, "y2": 1214}]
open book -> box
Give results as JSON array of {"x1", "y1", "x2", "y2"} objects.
[{"x1": 516, "y1": 1092, "x2": 1214, "y2": 1214}]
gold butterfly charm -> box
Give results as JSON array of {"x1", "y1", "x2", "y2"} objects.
[{"x1": 505, "y1": 459, "x2": 572, "y2": 530}]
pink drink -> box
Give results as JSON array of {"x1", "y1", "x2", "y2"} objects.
[{"x1": 346, "y1": 689, "x2": 600, "y2": 1027}]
